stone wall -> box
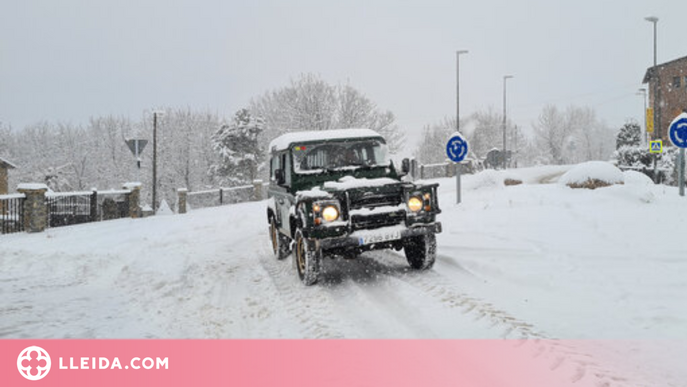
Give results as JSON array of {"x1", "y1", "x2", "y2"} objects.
[
  {"x1": 0, "y1": 167, "x2": 7, "y2": 195},
  {"x1": 17, "y1": 184, "x2": 48, "y2": 233}
]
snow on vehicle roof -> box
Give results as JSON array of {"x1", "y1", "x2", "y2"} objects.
[{"x1": 269, "y1": 128, "x2": 383, "y2": 152}]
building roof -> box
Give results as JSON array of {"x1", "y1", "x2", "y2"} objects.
[
  {"x1": 643, "y1": 55, "x2": 687, "y2": 83},
  {"x1": 0, "y1": 156, "x2": 17, "y2": 169},
  {"x1": 269, "y1": 128, "x2": 384, "y2": 152}
]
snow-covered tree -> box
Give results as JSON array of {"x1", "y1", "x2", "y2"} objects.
[
  {"x1": 616, "y1": 121, "x2": 642, "y2": 149},
  {"x1": 250, "y1": 74, "x2": 405, "y2": 154},
  {"x1": 532, "y1": 105, "x2": 614, "y2": 165},
  {"x1": 209, "y1": 109, "x2": 264, "y2": 186},
  {"x1": 414, "y1": 117, "x2": 456, "y2": 165},
  {"x1": 532, "y1": 105, "x2": 570, "y2": 165}
]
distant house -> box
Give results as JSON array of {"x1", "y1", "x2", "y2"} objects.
[
  {"x1": 0, "y1": 156, "x2": 17, "y2": 195},
  {"x1": 643, "y1": 55, "x2": 687, "y2": 142}
]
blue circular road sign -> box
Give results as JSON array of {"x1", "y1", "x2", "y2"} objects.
[
  {"x1": 669, "y1": 117, "x2": 687, "y2": 148},
  {"x1": 446, "y1": 134, "x2": 469, "y2": 163}
]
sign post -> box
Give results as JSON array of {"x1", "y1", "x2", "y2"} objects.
[
  {"x1": 125, "y1": 139, "x2": 148, "y2": 183},
  {"x1": 446, "y1": 132, "x2": 469, "y2": 204},
  {"x1": 668, "y1": 113, "x2": 687, "y2": 197}
]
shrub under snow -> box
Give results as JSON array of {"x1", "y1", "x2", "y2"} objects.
[
  {"x1": 622, "y1": 170, "x2": 654, "y2": 186},
  {"x1": 559, "y1": 161, "x2": 624, "y2": 189}
]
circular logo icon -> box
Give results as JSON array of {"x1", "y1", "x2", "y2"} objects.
[
  {"x1": 17, "y1": 346, "x2": 51, "y2": 381},
  {"x1": 669, "y1": 118, "x2": 687, "y2": 148},
  {"x1": 446, "y1": 135, "x2": 469, "y2": 163}
]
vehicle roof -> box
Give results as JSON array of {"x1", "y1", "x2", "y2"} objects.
[{"x1": 269, "y1": 128, "x2": 384, "y2": 153}]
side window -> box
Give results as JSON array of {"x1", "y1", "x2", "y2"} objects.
[
  {"x1": 283, "y1": 153, "x2": 292, "y2": 186},
  {"x1": 271, "y1": 155, "x2": 281, "y2": 181}
]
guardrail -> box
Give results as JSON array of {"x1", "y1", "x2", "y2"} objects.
[{"x1": 179, "y1": 180, "x2": 267, "y2": 213}]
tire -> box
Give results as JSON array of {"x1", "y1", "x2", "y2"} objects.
[
  {"x1": 404, "y1": 234, "x2": 437, "y2": 270},
  {"x1": 294, "y1": 229, "x2": 321, "y2": 286},
  {"x1": 270, "y1": 218, "x2": 291, "y2": 260}
]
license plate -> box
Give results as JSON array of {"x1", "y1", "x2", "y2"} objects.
[{"x1": 358, "y1": 230, "x2": 401, "y2": 246}]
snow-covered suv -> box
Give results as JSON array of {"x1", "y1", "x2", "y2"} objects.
[{"x1": 266, "y1": 129, "x2": 442, "y2": 285}]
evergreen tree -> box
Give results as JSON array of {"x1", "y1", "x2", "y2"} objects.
[
  {"x1": 616, "y1": 121, "x2": 641, "y2": 149},
  {"x1": 209, "y1": 109, "x2": 264, "y2": 186}
]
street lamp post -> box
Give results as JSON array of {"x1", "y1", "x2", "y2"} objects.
[
  {"x1": 637, "y1": 88, "x2": 648, "y2": 145},
  {"x1": 456, "y1": 50, "x2": 469, "y2": 131},
  {"x1": 502, "y1": 75, "x2": 514, "y2": 169},
  {"x1": 645, "y1": 16, "x2": 659, "y2": 182},
  {"x1": 455, "y1": 50, "x2": 468, "y2": 204}
]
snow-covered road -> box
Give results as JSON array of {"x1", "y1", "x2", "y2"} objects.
[{"x1": 2, "y1": 165, "x2": 686, "y2": 386}]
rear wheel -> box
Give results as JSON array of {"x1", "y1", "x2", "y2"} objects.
[
  {"x1": 294, "y1": 229, "x2": 321, "y2": 285},
  {"x1": 270, "y1": 218, "x2": 291, "y2": 260},
  {"x1": 404, "y1": 234, "x2": 436, "y2": 270}
]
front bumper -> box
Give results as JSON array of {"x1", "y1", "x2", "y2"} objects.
[{"x1": 318, "y1": 222, "x2": 442, "y2": 251}]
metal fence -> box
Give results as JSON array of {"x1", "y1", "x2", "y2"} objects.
[
  {"x1": 0, "y1": 194, "x2": 25, "y2": 235},
  {"x1": 94, "y1": 190, "x2": 130, "y2": 221},
  {"x1": 46, "y1": 190, "x2": 130, "y2": 229},
  {"x1": 412, "y1": 160, "x2": 482, "y2": 180},
  {"x1": 187, "y1": 185, "x2": 255, "y2": 210}
]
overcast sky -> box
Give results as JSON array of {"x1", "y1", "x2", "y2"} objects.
[{"x1": 2, "y1": 0, "x2": 686, "y2": 144}]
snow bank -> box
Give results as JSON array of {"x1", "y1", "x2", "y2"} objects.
[
  {"x1": 156, "y1": 199, "x2": 174, "y2": 215},
  {"x1": 465, "y1": 170, "x2": 505, "y2": 190},
  {"x1": 558, "y1": 161, "x2": 624, "y2": 187},
  {"x1": 622, "y1": 170, "x2": 653, "y2": 186}
]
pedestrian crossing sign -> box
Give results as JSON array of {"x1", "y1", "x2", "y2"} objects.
[{"x1": 649, "y1": 140, "x2": 663, "y2": 153}]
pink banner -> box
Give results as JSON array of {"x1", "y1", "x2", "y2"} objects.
[{"x1": 0, "y1": 340, "x2": 666, "y2": 386}]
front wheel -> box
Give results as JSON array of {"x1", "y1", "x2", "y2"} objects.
[
  {"x1": 404, "y1": 234, "x2": 437, "y2": 270},
  {"x1": 270, "y1": 218, "x2": 291, "y2": 260},
  {"x1": 294, "y1": 229, "x2": 321, "y2": 286}
]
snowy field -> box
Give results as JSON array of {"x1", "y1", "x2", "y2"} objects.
[{"x1": 2, "y1": 164, "x2": 686, "y2": 386}]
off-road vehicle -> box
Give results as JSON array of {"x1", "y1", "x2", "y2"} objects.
[{"x1": 266, "y1": 129, "x2": 442, "y2": 285}]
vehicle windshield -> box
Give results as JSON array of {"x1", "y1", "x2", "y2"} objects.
[{"x1": 292, "y1": 139, "x2": 390, "y2": 174}]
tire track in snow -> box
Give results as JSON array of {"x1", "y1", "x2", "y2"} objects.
[
  {"x1": 256, "y1": 244, "x2": 352, "y2": 339},
  {"x1": 321, "y1": 267, "x2": 441, "y2": 338},
  {"x1": 368, "y1": 250, "x2": 541, "y2": 339},
  {"x1": 366, "y1": 250, "x2": 652, "y2": 387}
]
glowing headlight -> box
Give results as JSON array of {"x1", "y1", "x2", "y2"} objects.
[
  {"x1": 407, "y1": 196, "x2": 423, "y2": 212},
  {"x1": 322, "y1": 206, "x2": 340, "y2": 222}
]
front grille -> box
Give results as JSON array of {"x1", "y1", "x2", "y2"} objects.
[
  {"x1": 348, "y1": 191, "x2": 405, "y2": 230},
  {"x1": 349, "y1": 193, "x2": 402, "y2": 210},
  {"x1": 351, "y1": 210, "x2": 405, "y2": 231}
]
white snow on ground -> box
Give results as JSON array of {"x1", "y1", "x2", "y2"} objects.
[
  {"x1": 2, "y1": 164, "x2": 686, "y2": 386},
  {"x1": 558, "y1": 161, "x2": 624, "y2": 185}
]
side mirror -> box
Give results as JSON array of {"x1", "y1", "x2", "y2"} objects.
[
  {"x1": 275, "y1": 169, "x2": 285, "y2": 185},
  {"x1": 401, "y1": 158, "x2": 410, "y2": 174}
]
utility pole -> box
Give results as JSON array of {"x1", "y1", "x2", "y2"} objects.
[
  {"x1": 645, "y1": 16, "x2": 659, "y2": 182},
  {"x1": 502, "y1": 75, "x2": 514, "y2": 169},
  {"x1": 152, "y1": 110, "x2": 164, "y2": 211},
  {"x1": 455, "y1": 50, "x2": 468, "y2": 204}
]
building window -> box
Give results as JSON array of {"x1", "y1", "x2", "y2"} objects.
[{"x1": 673, "y1": 76, "x2": 681, "y2": 88}]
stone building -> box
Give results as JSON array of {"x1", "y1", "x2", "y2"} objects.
[
  {"x1": 643, "y1": 55, "x2": 687, "y2": 142},
  {"x1": 0, "y1": 156, "x2": 17, "y2": 195}
]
